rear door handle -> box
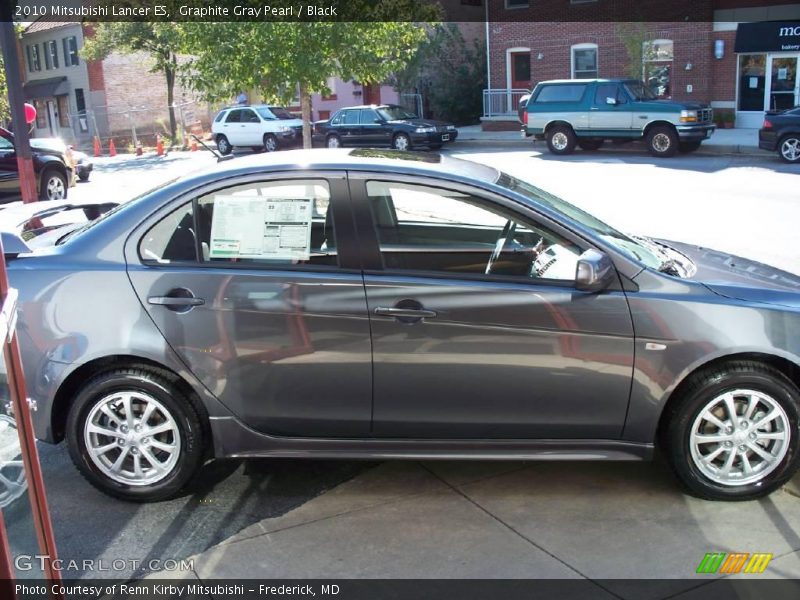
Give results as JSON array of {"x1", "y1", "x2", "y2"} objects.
[
  {"x1": 374, "y1": 307, "x2": 437, "y2": 319},
  {"x1": 148, "y1": 296, "x2": 205, "y2": 307}
]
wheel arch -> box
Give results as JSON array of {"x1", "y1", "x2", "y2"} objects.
[
  {"x1": 655, "y1": 351, "x2": 800, "y2": 444},
  {"x1": 643, "y1": 120, "x2": 678, "y2": 137},
  {"x1": 543, "y1": 120, "x2": 575, "y2": 134},
  {"x1": 51, "y1": 354, "x2": 212, "y2": 453}
]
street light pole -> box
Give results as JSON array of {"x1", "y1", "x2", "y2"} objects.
[{"x1": 0, "y1": 20, "x2": 38, "y2": 203}]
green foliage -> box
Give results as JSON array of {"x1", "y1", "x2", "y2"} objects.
[
  {"x1": 616, "y1": 22, "x2": 653, "y2": 80},
  {"x1": 395, "y1": 24, "x2": 486, "y2": 125},
  {"x1": 0, "y1": 53, "x2": 9, "y2": 124}
]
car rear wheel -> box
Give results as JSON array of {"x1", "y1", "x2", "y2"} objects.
[
  {"x1": 545, "y1": 125, "x2": 576, "y2": 155},
  {"x1": 779, "y1": 135, "x2": 800, "y2": 163},
  {"x1": 216, "y1": 135, "x2": 232, "y2": 156},
  {"x1": 66, "y1": 367, "x2": 206, "y2": 502},
  {"x1": 40, "y1": 169, "x2": 67, "y2": 201},
  {"x1": 326, "y1": 134, "x2": 342, "y2": 149},
  {"x1": 392, "y1": 133, "x2": 412, "y2": 151},
  {"x1": 263, "y1": 134, "x2": 278, "y2": 153},
  {"x1": 646, "y1": 125, "x2": 679, "y2": 158},
  {"x1": 578, "y1": 139, "x2": 603, "y2": 151},
  {"x1": 663, "y1": 361, "x2": 800, "y2": 500}
]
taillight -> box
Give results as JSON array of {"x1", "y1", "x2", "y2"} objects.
[
  {"x1": 523, "y1": 111, "x2": 528, "y2": 125},
  {"x1": 762, "y1": 119, "x2": 773, "y2": 129}
]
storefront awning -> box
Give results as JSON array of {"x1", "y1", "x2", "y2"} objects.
[
  {"x1": 735, "y1": 21, "x2": 800, "y2": 53},
  {"x1": 23, "y1": 76, "x2": 69, "y2": 100}
]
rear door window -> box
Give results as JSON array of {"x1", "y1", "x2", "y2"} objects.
[
  {"x1": 342, "y1": 110, "x2": 360, "y2": 125},
  {"x1": 225, "y1": 110, "x2": 241, "y2": 123},
  {"x1": 534, "y1": 84, "x2": 588, "y2": 103}
]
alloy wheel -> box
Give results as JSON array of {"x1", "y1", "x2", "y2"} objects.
[
  {"x1": 45, "y1": 175, "x2": 65, "y2": 200},
  {"x1": 394, "y1": 135, "x2": 410, "y2": 151},
  {"x1": 652, "y1": 133, "x2": 672, "y2": 153},
  {"x1": 264, "y1": 135, "x2": 277, "y2": 152},
  {"x1": 781, "y1": 137, "x2": 800, "y2": 162},
  {"x1": 689, "y1": 389, "x2": 790, "y2": 486},
  {"x1": 327, "y1": 136, "x2": 341, "y2": 149},
  {"x1": 0, "y1": 415, "x2": 27, "y2": 508},
  {"x1": 551, "y1": 132, "x2": 569, "y2": 151},
  {"x1": 83, "y1": 391, "x2": 181, "y2": 486}
]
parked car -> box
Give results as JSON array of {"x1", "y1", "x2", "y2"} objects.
[
  {"x1": 0, "y1": 127, "x2": 74, "y2": 202},
  {"x1": 523, "y1": 78, "x2": 716, "y2": 157},
  {"x1": 4, "y1": 149, "x2": 800, "y2": 503},
  {"x1": 759, "y1": 106, "x2": 800, "y2": 163},
  {"x1": 211, "y1": 105, "x2": 303, "y2": 155},
  {"x1": 70, "y1": 148, "x2": 94, "y2": 181},
  {"x1": 0, "y1": 199, "x2": 117, "y2": 242},
  {"x1": 314, "y1": 105, "x2": 458, "y2": 151}
]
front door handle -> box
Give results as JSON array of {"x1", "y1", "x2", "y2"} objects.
[
  {"x1": 148, "y1": 296, "x2": 205, "y2": 307},
  {"x1": 374, "y1": 307, "x2": 437, "y2": 319}
]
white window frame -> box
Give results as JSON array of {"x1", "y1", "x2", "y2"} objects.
[
  {"x1": 505, "y1": 46, "x2": 531, "y2": 90},
  {"x1": 571, "y1": 43, "x2": 598, "y2": 79}
]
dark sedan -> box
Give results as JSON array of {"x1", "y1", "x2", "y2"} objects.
[
  {"x1": 0, "y1": 127, "x2": 73, "y2": 202},
  {"x1": 314, "y1": 105, "x2": 458, "y2": 150},
  {"x1": 759, "y1": 106, "x2": 800, "y2": 163},
  {"x1": 4, "y1": 149, "x2": 800, "y2": 503}
]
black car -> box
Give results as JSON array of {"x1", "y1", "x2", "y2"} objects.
[
  {"x1": 0, "y1": 127, "x2": 73, "y2": 202},
  {"x1": 314, "y1": 105, "x2": 458, "y2": 151},
  {"x1": 759, "y1": 106, "x2": 800, "y2": 163}
]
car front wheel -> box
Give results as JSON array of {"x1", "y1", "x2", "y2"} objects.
[
  {"x1": 326, "y1": 134, "x2": 342, "y2": 149},
  {"x1": 40, "y1": 169, "x2": 67, "y2": 200},
  {"x1": 392, "y1": 133, "x2": 412, "y2": 151},
  {"x1": 779, "y1": 135, "x2": 800, "y2": 163},
  {"x1": 66, "y1": 367, "x2": 206, "y2": 502},
  {"x1": 664, "y1": 361, "x2": 800, "y2": 500},
  {"x1": 646, "y1": 125, "x2": 678, "y2": 157},
  {"x1": 216, "y1": 135, "x2": 232, "y2": 155},
  {"x1": 263, "y1": 134, "x2": 278, "y2": 153}
]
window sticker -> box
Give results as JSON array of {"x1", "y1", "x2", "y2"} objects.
[{"x1": 209, "y1": 196, "x2": 313, "y2": 260}]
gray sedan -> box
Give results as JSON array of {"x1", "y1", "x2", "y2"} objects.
[{"x1": 6, "y1": 149, "x2": 800, "y2": 502}]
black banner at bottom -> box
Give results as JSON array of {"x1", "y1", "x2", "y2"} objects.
[{"x1": 8, "y1": 579, "x2": 800, "y2": 600}]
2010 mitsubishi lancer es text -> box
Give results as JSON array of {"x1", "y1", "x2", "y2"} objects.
[{"x1": 5, "y1": 149, "x2": 800, "y2": 502}]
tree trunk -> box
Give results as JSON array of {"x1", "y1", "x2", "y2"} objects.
[
  {"x1": 165, "y1": 53, "x2": 177, "y2": 145},
  {"x1": 300, "y1": 82, "x2": 312, "y2": 150}
]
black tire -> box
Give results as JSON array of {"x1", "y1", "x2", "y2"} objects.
[
  {"x1": 645, "y1": 125, "x2": 679, "y2": 158},
  {"x1": 429, "y1": 143, "x2": 443, "y2": 151},
  {"x1": 77, "y1": 172, "x2": 90, "y2": 182},
  {"x1": 778, "y1": 134, "x2": 800, "y2": 163},
  {"x1": 663, "y1": 361, "x2": 800, "y2": 501},
  {"x1": 678, "y1": 141, "x2": 702, "y2": 154},
  {"x1": 263, "y1": 134, "x2": 278, "y2": 153},
  {"x1": 216, "y1": 135, "x2": 232, "y2": 156},
  {"x1": 250, "y1": 146, "x2": 263, "y2": 153},
  {"x1": 66, "y1": 367, "x2": 206, "y2": 502},
  {"x1": 545, "y1": 124, "x2": 577, "y2": 155},
  {"x1": 392, "y1": 132, "x2": 412, "y2": 151},
  {"x1": 578, "y1": 139, "x2": 604, "y2": 151},
  {"x1": 39, "y1": 168, "x2": 67, "y2": 201},
  {"x1": 326, "y1": 134, "x2": 342, "y2": 149}
]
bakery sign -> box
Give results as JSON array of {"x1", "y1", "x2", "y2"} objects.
[{"x1": 735, "y1": 21, "x2": 800, "y2": 53}]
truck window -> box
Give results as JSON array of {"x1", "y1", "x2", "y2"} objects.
[
  {"x1": 594, "y1": 84, "x2": 623, "y2": 105},
  {"x1": 534, "y1": 84, "x2": 587, "y2": 103}
]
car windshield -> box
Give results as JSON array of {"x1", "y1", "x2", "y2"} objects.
[
  {"x1": 496, "y1": 173, "x2": 663, "y2": 270},
  {"x1": 257, "y1": 107, "x2": 295, "y2": 120},
  {"x1": 623, "y1": 81, "x2": 658, "y2": 101},
  {"x1": 377, "y1": 106, "x2": 417, "y2": 121}
]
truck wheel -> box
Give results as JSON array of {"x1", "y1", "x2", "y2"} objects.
[
  {"x1": 578, "y1": 139, "x2": 603, "y2": 151},
  {"x1": 678, "y1": 141, "x2": 702, "y2": 154},
  {"x1": 646, "y1": 125, "x2": 678, "y2": 158},
  {"x1": 546, "y1": 125, "x2": 576, "y2": 155}
]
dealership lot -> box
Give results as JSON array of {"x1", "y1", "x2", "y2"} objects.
[{"x1": 30, "y1": 145, "x2": 800, "y2": 591}]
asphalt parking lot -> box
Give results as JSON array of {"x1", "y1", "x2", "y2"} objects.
[{"x1": 14, "y1": 143, "x2": 800, "y2": 586}]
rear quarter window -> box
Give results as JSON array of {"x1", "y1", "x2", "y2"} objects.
[
  {"x1": 214, "y1": 111, "x2": 226, "y2": 123},
  {"x1": 534, "y1": 84, "x2": 588, "y2": 103}
]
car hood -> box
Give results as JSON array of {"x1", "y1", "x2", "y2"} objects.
[
  {"x1": 275, "y1": 118, "x2": 303, "y2": 128},
  {"x1": 661, "y1": 239, "x2": 800, "y2": 307},
  {"x1": 634, "y1": 100, "x2": 709, "y2": 111},
  {"x1": 389, "y1": 118, "x2": 452, "y2": 128},
  {"x1": 29, "y1": 137, "x2": 68, "y2": 155}
]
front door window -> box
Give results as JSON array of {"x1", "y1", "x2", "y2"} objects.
[
  {"x1": 738, "y1": 54, "x2": 767, "y2": 111},
  {"x1": 769, "y1": 56, "x2": 799, "y2": 110}
]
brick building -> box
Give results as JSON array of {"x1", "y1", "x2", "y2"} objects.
[{"x1": 482, "y1": 0, "x2": 800, "y2": 129}]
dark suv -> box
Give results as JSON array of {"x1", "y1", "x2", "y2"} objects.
[{"x1": 0, "y1": 127, "x2": 73, "y2": 203}]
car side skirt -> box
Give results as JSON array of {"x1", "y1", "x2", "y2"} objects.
[{"x1": 209, "y1": 417, "x2": 653, "y2": 461}]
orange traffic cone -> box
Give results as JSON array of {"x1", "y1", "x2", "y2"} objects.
[
  {"x1": 190, "y1": 137, "x2": 198, "y2": 152},
  {"x1": 108, "y1": 139, "x2": 117, "y2": 157},
  {"x1": 156, "y1": 134, "x2": 164, "y2": 156},
  {"x1": 93, "y1": 137, "x2": 101, "y2": 157}
]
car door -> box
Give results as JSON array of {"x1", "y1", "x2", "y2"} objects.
[
  {"x1": 359, "y1": 108, "x2": 388, "y2": 147},
  {"x1": 222, "y1": 109, "x2": 243, "y2": 145},
  {"x1": 338, "y1": 109, "x2": 362, "y2": 144},
  {"x1": 238, "y1": 108, "x2": 262, "y2": 146},
  {"x1": 350, "y1": 173, "x2": 635, "y2": 439},
  {"x1": 589, "y1": 83, "x2": 633, "y2": 133},
  {"x1": 126, "y1": 172, "x2": 373, "y2": 437}
]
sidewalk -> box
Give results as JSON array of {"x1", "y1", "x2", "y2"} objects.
[
  {"x1": 455, "y1": 125, "x2": 769, "y2": 156},
  {"x1": 160, "y1": 461, "x2": 800, "y2": 598}
]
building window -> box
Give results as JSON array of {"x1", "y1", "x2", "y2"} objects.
[
  {"x1": 737, "y1": 54, "x2": 766, "y2": 112},
  {"x1": 571, "y1": 44, "x2": 598, "y2": 79},
  {"x1": 27, "y1": 44, "x2": 41, "y2": 72},
  {"x1": 322, "y1": 77, "x2": 337, "y2": 101},
  {"x1": 34, "y1": 100, "x2": 47, "y2": 129},
  {"x1": 505, "y1": 0, "x2": 528, "y2": 8},
  {"x1": 643, "y1": 39, "x2": 673, "y2": 99},
  {"x1": 63, "y1": 36, "x2": 79, "y2": 66},
  {"x1": 318, "y1": 110, "x2": 331, "y2": 121},
  {"x1": 75, "y1": 88, "x2": 86, "y2": 113},
  {"x1": 46, "y1": 40, "x2": 59, "y2": 69},
  {"x1": 57, "y1": 95, "x2": 70, "y2": 128}
]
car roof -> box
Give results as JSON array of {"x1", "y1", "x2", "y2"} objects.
[
  {"x1": 336, "y1": 105, "x2": 399, "y2": 110},
  {"x1": 537, "y1": 78, "x2": 637, "y2": 85},
  {"x1": 217, "y1": 104, "x2": 288, "y2": 112}
]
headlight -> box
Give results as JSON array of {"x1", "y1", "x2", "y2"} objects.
[
  {"x1": 415, "y1": 127, "x2": 436, "y2": 133},
  {"x1": 278, "y1": 126, "x2": 293, "y2": 133},
  {"x1": 679, "y1": 110, "x2": 698, "y2": 123},
  {"x1": 447, "y1": 125, "x2": 456, "y2": 131}
]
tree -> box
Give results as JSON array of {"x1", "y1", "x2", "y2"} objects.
[
  {"x1": 0, "y1": 53, "x2": 9, "y2": 125},
  {"x1": 82, "y1": 23, "x2": 182, "y2": 143},
  {"x1": 394, "y1": 24, "x2": 486, "y2": 125},
  {"x1": 179, "y1": 2, "x2": 439, "y2": 148},
  {"x1": 616, "y1": 22, "x2": 655, "y2": 80}
]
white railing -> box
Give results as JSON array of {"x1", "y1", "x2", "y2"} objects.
[{"x1": 482, "y1": 88, "x2": 529, "y2": 117}]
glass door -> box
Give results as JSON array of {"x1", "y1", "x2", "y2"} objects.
[{"x1": 768, "y1": 55, "x2": 799, "y2": 111}]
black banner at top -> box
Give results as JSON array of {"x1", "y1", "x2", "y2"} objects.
[
  {"x1": 8, "y1": 0, "x2": 800, "y2": 23},
  {"x1": 735, "y1": 21, "x2": 800, "y2": 52}
]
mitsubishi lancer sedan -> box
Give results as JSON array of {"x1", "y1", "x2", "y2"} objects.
[{"x1": 4, "y1": 149, "x2": 799, "y2": 502}]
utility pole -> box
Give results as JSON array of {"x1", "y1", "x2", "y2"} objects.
[{"x1": 0, "y1": 19, "x2": 38, "y2": 203}]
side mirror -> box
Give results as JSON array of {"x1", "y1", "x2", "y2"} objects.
[
  {"x1": 606, "y1": 97, "x2": 617, "y2": 106},
  {"x1": 374, "y1": 118, "x2": 383, "y2": 124},
  {"x1": 575, "y1": 249, "x2": 614, "y2": 292}
]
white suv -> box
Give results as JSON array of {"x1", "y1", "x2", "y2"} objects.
[{"x1": 211, "y1": 105, "x2": 304, "y2": 154}]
